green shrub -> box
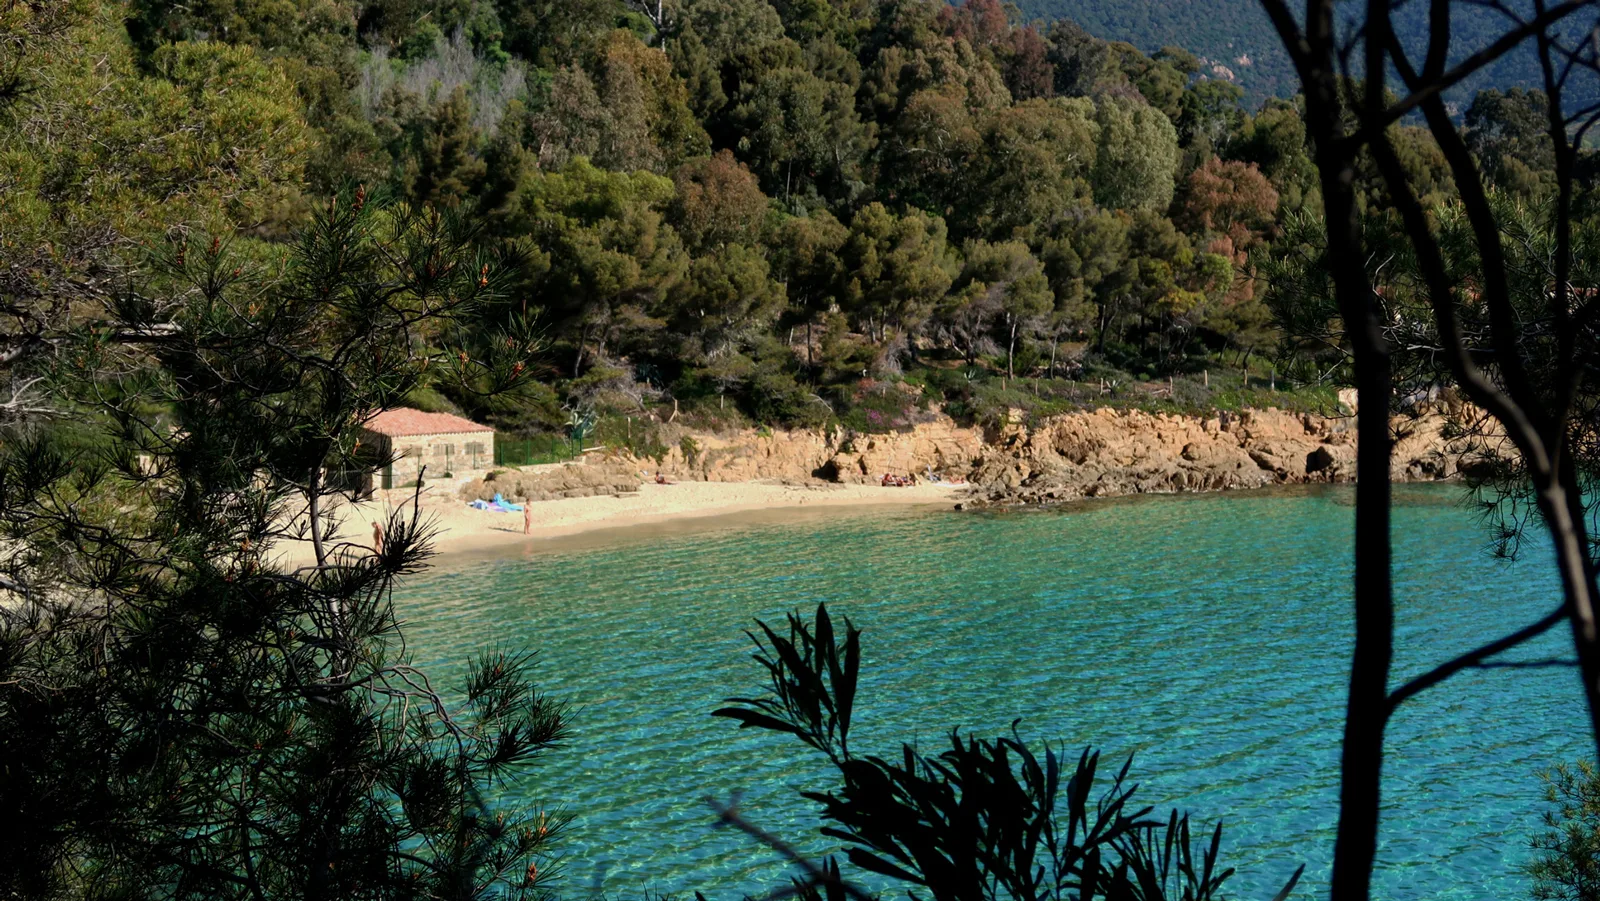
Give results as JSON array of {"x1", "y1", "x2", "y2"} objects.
[
  {"x1": 1010, "y1": 342, "x2": 1045, "y2": 376},
  {"x1": 835, "y1": 381, "x2": 922, "y2": 433},
  {"x1": 749, "y1": 370, "x2": 831, "y2": 429},
  {"x1": 591, "y1": 415, "x2": 668, "y2": 462},
  {"x1": 918, "y1": 365, "x2": 980, "y2": 405}
]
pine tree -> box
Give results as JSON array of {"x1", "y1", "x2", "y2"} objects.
[{"x1": 0, "y1": 193, "x2": 565, "y2": 900}]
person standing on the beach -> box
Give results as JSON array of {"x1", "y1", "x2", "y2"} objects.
[
  {"x1": 523, "y1": 500, "x2": 532, "y2": 535},
  {"x1": 372, "y1": 521, "x2": 384, "y2": 555}
]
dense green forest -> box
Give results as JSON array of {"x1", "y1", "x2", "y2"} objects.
[{"x1": 1, "y1": 0, "x2": 1584, "y2": 444}]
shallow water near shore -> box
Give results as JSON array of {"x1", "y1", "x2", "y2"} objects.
[{"x1": 397, "y1": 483, "x2": 1585, "y2": 899}]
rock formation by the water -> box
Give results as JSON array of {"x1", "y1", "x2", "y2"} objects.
[
  {"x1": 458, "y1": 459, "x2": 641, "y2": 503},
  {"x1": 960, "y1": 404, "x2": 1492, "y2": 506},
  {"x1": 626, "y1": 396, "x2": 1496, "y2": 507},
  {"x1": 645, "y1": 417, "x2": 987, "y2": 485}
]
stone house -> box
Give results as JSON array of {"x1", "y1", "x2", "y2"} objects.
[{"x1": 359, "y1": 408, "x2": 495, "y2": 490}]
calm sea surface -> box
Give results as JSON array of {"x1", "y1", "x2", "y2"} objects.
[{"x1": 396, "y1": 484, "x2": 1588, "y2": 899}]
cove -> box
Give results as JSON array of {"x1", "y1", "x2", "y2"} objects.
[{"x1": 396, "y1": 484, "x2": 1587, "y2": 899}]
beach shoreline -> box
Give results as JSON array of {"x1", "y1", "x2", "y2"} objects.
[{"x1": 268, "y1": 479, "x2": 965, "y2": 568}]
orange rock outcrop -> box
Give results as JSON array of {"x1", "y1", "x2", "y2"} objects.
[{"x1": 625, "y1": 402, "x2": 1494, "y2": 506}]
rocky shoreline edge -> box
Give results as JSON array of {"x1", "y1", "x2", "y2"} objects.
[{"x1": 605, "y1": 396, "x2": 1494, "y2": 510}]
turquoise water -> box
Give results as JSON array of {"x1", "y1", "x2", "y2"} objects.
[{"x1": 397, "y1": 485, "x2": 1588, "y2": 899}]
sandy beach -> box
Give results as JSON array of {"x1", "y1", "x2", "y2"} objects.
[{"x1": 269, "y1": 478, "x2": 965, "y2": 567}]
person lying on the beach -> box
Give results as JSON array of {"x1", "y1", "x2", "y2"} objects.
[{"x1": 655, "y1": 472, "x2": 675, "y2": 485}]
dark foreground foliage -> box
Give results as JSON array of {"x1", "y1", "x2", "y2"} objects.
[
  {"x1": 715, "y1": 604, "x2": 1304, "y2": 900},
  {"x1": 0, "y1": 197, "x2": 566, "y2": 900},
  {"x1": 1529, "y1": 762, "x2": 1600, "y2": 901}
]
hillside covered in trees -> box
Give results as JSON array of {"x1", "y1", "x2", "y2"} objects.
[
  {"x1": 2, "y1": 0, "x2": 1586, "y2": 446},
  {"x1": 1013, "y1": 0, "x2": 1580, "y2": 101}
]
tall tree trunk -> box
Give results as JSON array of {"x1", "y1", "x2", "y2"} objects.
[
  {"x1": 1549, "y1": 458, "x2": 1600, "y2": 746},
  {"x1": 1312, "y1": 44, "x2": 1395, "y2": 901},
  {"x1": 1331, "y1": 313, "x2": 1393, "y2": 901},
  {"x1": 1007, "y1": 316, "x2": 1018, "y2": 379}
]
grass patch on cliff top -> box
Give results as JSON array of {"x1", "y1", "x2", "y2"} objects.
[
  {"x1": 515, "y1": 363, "x2": 1345, "y2": 449},
  {"x1": 923, "y1": 366, "x2": 1342, "y2": 430}
]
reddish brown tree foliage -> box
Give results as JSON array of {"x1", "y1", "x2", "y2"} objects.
[
  {"x1": 670, "y1": 149, "x2": 771, "y2": 253},
  {"x1": 1004, "y1": 26, "x2": 1055, "y2": 100},
  {"x1": 938, "y1": 0, "x2": 1010, "y2": 48},
  {"x1": 1174, "y1": 157, "x2": 1279, "y2": 248}
]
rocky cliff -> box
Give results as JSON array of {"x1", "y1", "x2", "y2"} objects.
[
  {"x1": 646, "y1": 417, "x2": 987, "y2": 485},
  {"x1": 631, "y1": 398, "x2": 1493, "y2": 507},
  {"x1": 961, "y1": 404, "x2": 1489, "y2": 506}
]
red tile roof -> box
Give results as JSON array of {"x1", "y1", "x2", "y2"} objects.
[{"x1": 362, "y1": 408, "x2": 493, "y2": 437}]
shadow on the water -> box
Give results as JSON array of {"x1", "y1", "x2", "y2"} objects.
[{"x1": 972, "y1": 481, "x2": 1471, "y2": 525}]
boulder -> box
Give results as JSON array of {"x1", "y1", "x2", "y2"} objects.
[{"x1": 459, "y1": 459, "x2": 642, "y2": 503}]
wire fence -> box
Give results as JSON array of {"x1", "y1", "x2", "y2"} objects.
[{"x1": 493, "y1": 433, "x2": 582, "y2": 467}]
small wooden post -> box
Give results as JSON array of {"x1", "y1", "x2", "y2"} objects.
[{"x1": 1203, "y1": 369, "x2": 1209, "y2": 389}]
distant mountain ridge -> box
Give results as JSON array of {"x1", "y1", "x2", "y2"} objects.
[{"x1": 1012, "y1": 0, "x2": 1567, "y2": 104}]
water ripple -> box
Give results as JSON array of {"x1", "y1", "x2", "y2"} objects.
[{"x1": 397, "y1": 484, "x2": 1585, "y2": 899}]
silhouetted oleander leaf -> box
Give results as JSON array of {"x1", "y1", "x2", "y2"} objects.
[
  {"x1": 1268, "y1": 864, "x2": 1305, "y2": 901},
  {"x1": 715, "y1": 604, "x2": 1302, "y2": 901},
  {"x1": 710, "y1": 707, "x2": 803, "y2": 736},
  {"x1": 842, "y1": 846, "x2": 924, "y2": 885}
]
